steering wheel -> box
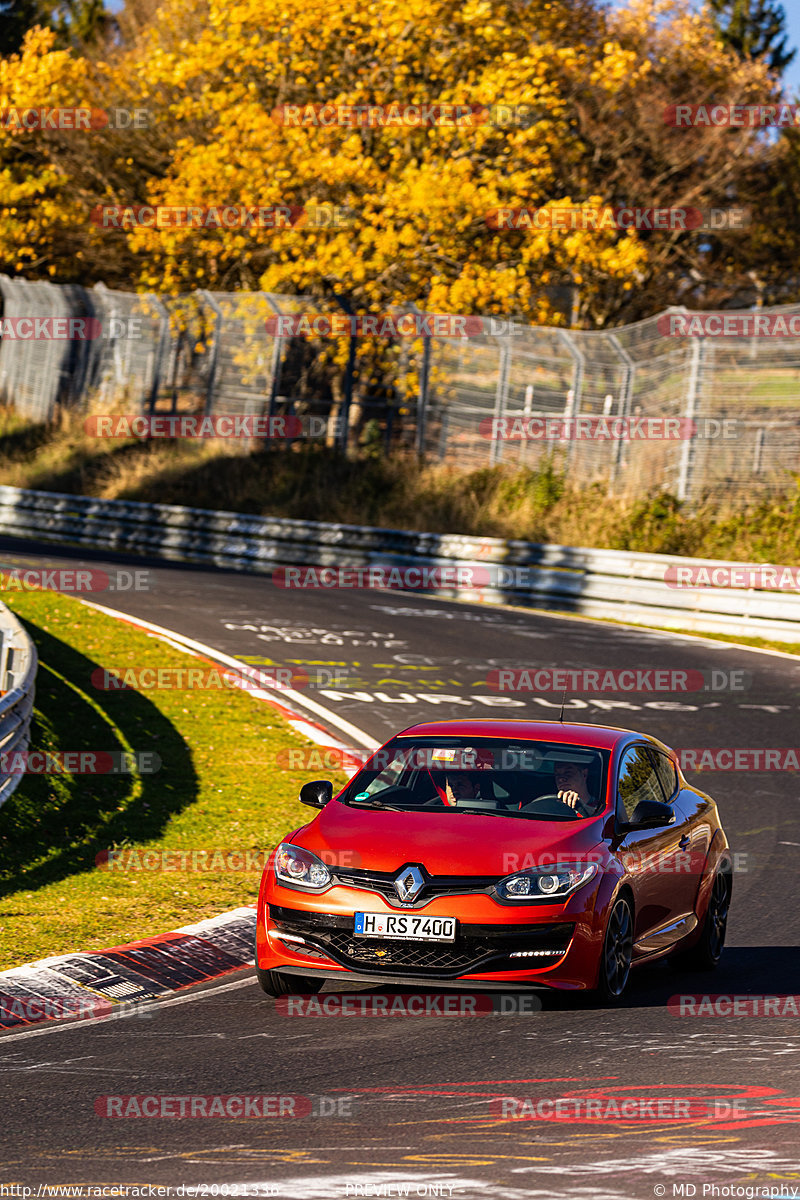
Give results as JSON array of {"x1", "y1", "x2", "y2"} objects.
[{"x1": 519, "y1": 792, "x2": 583, "y2": 818}]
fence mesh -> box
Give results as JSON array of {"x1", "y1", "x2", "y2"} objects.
[{"x1": 1, "y1": 276, "x2": 800, "y2": 503}]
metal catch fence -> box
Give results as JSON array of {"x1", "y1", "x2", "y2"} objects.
[{"x1": 1, "y1": 277, "x2": 800, "y2": 503}]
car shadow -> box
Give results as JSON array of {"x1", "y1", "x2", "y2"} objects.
[
  {"x1": 308, "y1": 946, "x2": 798, "y2": 1014},
  {"x1": 543, "y1": 945, "x2": 800, "y2": 1011}
]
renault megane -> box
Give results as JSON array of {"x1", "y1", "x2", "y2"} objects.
[{"x1": 255, "y1": 719, "x2": 732, "y2": 1003}]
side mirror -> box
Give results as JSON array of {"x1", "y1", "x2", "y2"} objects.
[
  {"x1": 300, "y1": 779, "x2": 333, "y2": 809},
  {"x1": 627, "y1": 798, "x2": 675, "y2": 829}
]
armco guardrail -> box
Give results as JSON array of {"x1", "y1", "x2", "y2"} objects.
[
  {"x1": 0, "y1": 483, "x2": 799, "y2": 640},
  {"x1": 0, "y1": 599, "x2": 37, "y2": 809}
]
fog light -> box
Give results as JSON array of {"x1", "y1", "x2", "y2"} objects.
[{"x1": 509, "y1": 949, "x2": 560, "y2": 958}]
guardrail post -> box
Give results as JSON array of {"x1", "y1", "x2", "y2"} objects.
[
  {"x1": 145, "y1": 294, "x2": 171, "y2": 415},
  {"x1": 0, "y1": 631, "x2": 9, "y2": 693},
  {"x1": 264, "y1": 293, "x2": 285, "y2": 418},
  {"x1": 677, "y1": 336, "x2": 705, "y2": 503},
  {"x1": 333, "y1": 292, "x2": 356, "y2": 453},
  {"x1": 489, "y1": 338, "x2": 511, "y2": 466},
  {"x1": 753, "y1": 427, "x2": 765, "y2": 475},
  {"x1": 0, "y1": 276, "x2": 11, "y2": 405},
  {"x1": 608, "y1": 334, "x2": 634, "y2": 485},
  {"x1": 199, "y1": 290, "x2": 223, "y2": 417},
  {"x1": 557, "y1": 331, "x2": 585, "y2": 468},
  {"x1": 438, "y1": 408, "x2": 450, "y2": 459},
  {"x1": 340, "y1": 332, "x2": 356, "y2": 452},
  {"x1": 416, "y1": 336, "x2": 431, "y2": 458}
]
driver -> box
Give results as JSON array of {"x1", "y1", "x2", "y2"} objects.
[
  {"x1": 553, "y1": 760, "x2": 601, "y2": 816},
  {"x1": 446, "y1": 771, "x2": 482, "y2": 803}
]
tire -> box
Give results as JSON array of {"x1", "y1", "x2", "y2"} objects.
[
  {"x1": 670, "y1": 870, "x2": 730, "y2": 972},
  {"x1": 255, "y1": 964, "x2": 324, "y2": 997},
  {"x1": 596, "y1": 894, "x2": 634, "y2": 1003}
]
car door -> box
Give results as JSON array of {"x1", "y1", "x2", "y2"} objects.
[
  {"x1": 615, "y1": 744, "x2": 697, "y2": 955},
  {"x1": 652, "y1": 747, "x2": 714, "y2": 913}
]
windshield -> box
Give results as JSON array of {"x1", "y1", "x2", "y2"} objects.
[{"x1": 340, "y1": 736, "x2": 609, "y2": 821}]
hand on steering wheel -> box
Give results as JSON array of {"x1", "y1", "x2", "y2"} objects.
[{"x1": 520, "y1": 792, "x2": 582, "y2": 818}]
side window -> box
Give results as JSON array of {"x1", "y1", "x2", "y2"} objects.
[
  {"x1": 617, "y1": 746, "x2": 664, "y2": 822},
  {"x1": 649, "y1": 750, "x2": 677, "y2": 801}
]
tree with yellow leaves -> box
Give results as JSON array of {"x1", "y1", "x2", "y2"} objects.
[{"x1": 0, "y1": 0, "x2": 790, "y2": 325}]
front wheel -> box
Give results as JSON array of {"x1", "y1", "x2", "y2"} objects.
[
  {"x1": 596, "y1": 895, "x2": 634, "y2": 1003},
  {"x1": 670, "y1": 870, "x2": 730, "y2": 971},
  {"x1": 255, "y1": 965, "x2": 324, "y2": 997}
]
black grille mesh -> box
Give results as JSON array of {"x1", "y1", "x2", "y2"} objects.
[{"x1": 269, "y1": 906, "x2": 573, "y2": 975}]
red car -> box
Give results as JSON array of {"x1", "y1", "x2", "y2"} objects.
[{"x1": 255, "y1": 719, "x2": 732, "y2": 1002}]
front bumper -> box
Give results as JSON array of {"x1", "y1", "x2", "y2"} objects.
[
  {"x1": 269, "y1": 903, "x2": 574, "y2": 976},
  {"x1": 256, "y1": 878, "x2": 609, "y2": 991}
]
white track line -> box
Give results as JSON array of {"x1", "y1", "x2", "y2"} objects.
[{"x1": 79, "y1": 599, "x2": 379, "y2": 751}]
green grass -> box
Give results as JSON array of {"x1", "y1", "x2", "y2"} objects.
[
  {"x1": 711, "y1": 368, "x2": 800, "y2": 405},
  {"x1": 0, "y1": 589, "x2": 347, "y2": 969},
  {"x1": 651, "y1": 628, "x2": 800, "y2": 657}
]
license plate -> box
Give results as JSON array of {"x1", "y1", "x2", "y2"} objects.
[{"x1": 354, "y1": 912, "x2": 457, "y2": 942}]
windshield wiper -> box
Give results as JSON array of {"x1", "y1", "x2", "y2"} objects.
[
  {"x1": 344, "y1": 800, "x2": 560, "y2": 818},
  {"x1": 446, "y1": 806, "x2": 567, "y2": 820},
  {"x1": 346, "y1": 799, "x2": 407, "y2": 811}
]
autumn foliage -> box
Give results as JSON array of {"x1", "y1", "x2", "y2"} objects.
[{"x1": 0, "y1": 0, "x2": 792, "y2": 325}]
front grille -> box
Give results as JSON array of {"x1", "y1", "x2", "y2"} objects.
[
  {"x1": 332, "y1": 867, "x2": 497, "y2": 908},
  {"x1": 275, "y1": 936, "x2": 331, "y2": 961},
  {"x1": 269, "y1": 905, "x2": 573, "y2": 976},
  {"x1": 320, "y1": 929, "x2": 498, "y2": 971}
]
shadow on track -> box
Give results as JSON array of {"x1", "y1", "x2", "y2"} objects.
[{"x1": 0, "y1": 620, "x2": 198, "y2": 894}]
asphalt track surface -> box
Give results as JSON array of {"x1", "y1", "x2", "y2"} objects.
[{"x1": 2, "y1": 538, "x2": 800, "y2": 1200}]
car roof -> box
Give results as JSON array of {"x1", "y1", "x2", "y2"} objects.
[{"x1": 394, "y1": 718, "x2": 652, "y2": 751}]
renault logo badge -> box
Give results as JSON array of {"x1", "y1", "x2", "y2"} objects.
[{"x1": 394, "y1": 865, "x2": 425, "y2": 901}]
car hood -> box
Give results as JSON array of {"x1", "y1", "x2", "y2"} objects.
[{"x1": 292, "y1": 800, "x2": 605, "y2": 876}]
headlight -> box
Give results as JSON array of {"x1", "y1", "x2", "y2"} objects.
[
  {"x1": 274, "y1": 842, "x2": 332, "y2": 890},
  {"x1": 496, "y1": 862, "x2": 598, "y2": 901}
]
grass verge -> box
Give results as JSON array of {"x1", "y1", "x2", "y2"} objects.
[
  {"x1": 0, "y1": 588, "x2": 347, "y2": 969},
  {"x1": 604, "y1": 620, "x2": 800, "y2": 658},
  {"x1": 642, "y1": 627, "x2": 800, "y2": 659},
  {"x1": 4, "y1": 405, "x2": 800, "y2": 560}
]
